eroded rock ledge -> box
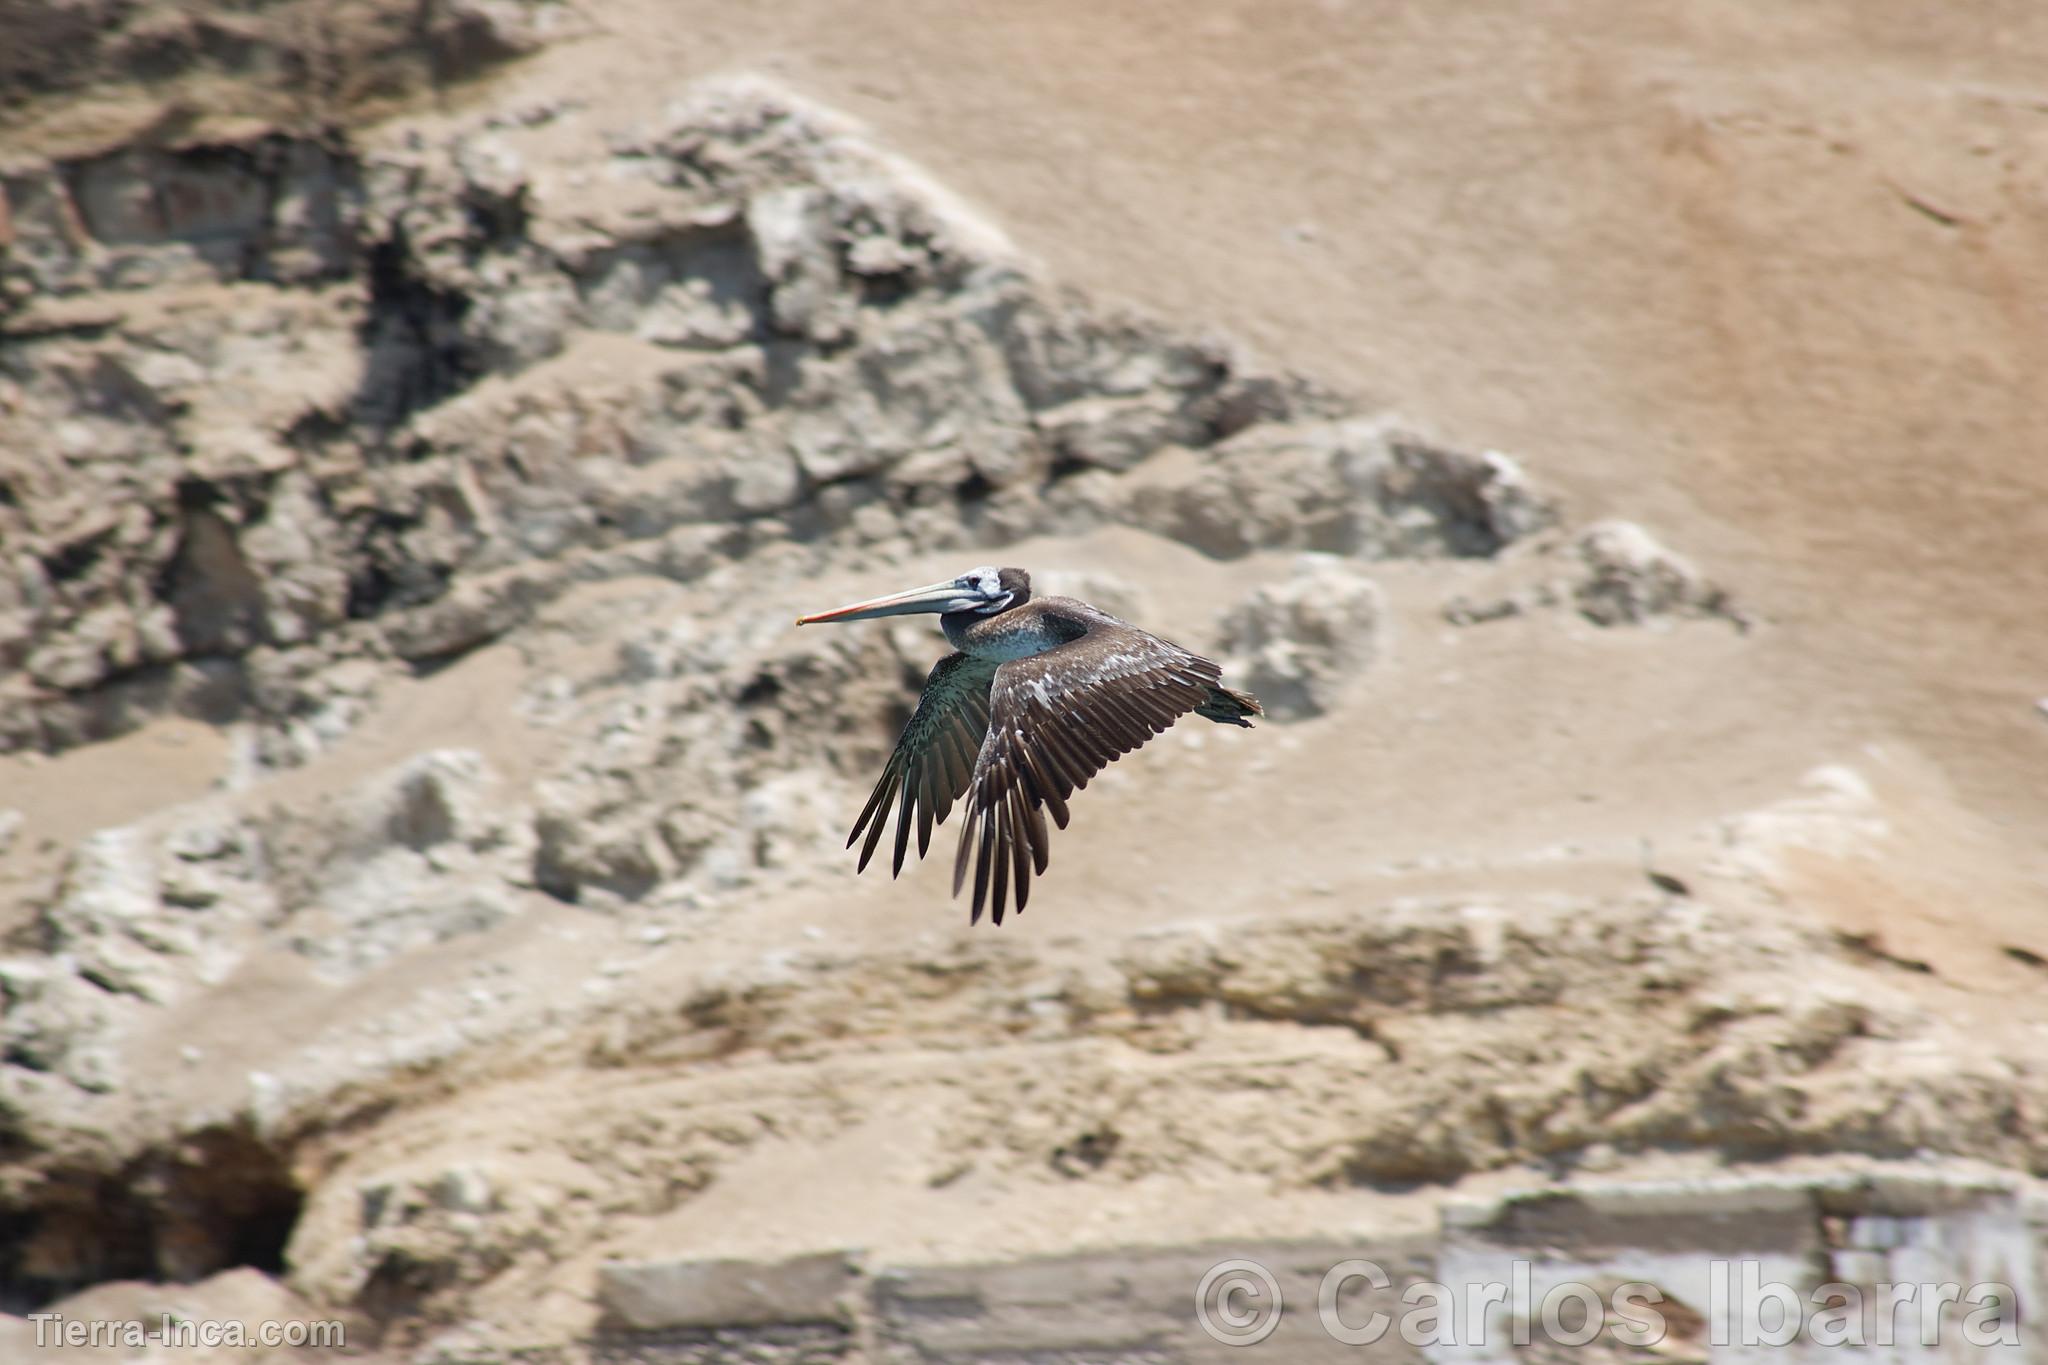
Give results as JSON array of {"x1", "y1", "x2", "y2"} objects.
[{"x1": 578, "y1": 1170, "x2": 2038, "y2": 1365}]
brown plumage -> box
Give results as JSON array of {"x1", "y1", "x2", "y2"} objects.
[{"x1": 800, "y1": 566, "x2": 1261, "y2": 925}]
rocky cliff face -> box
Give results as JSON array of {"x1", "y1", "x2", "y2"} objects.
[
  {"x1": 0, "y1": 73, "x2": 1546, "y2": 757},
  {"x1": 1, "y1": 24, "x2": 2043, "y2": 1365}
]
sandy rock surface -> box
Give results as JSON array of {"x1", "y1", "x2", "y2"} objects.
[{"x1": 2, "y1": 4, "x2": 2046, "y2": 1362}]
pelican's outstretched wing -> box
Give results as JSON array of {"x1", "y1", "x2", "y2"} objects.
[
  {"x1": 849, "y1": 651, "x2": 1001, "y2": 877},
  {"x1": 953, "y1": 619, "x2": 1246, "y2": 925}
]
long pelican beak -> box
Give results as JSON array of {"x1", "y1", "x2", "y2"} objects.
[{"x1": 795, "y1": 579, "x2": 968, "y2": 626}]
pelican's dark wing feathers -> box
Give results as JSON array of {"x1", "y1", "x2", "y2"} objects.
[
  {"x1": 950, "y1": 614, "x2": 1241, "y2": 925},
  {"x1": 848, "y1": 651, "x2": 1001, "y2": 876}
]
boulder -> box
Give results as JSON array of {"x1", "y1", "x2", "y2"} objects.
[
  {"x1": 1217, "y1": 555, "x2": 1385, "y2": 719},
  {"x1": 1574, "y1": 519, "x2": 1734, "y2": 626}
]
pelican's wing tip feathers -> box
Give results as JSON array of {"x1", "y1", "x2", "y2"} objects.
[{"x1": 840, "y1": 651, "x2": 1001, "y2": 886}]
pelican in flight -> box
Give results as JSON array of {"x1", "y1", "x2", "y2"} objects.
[{"x1": 796, "y1": 566, "x2": 1262, "y2": 925}]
